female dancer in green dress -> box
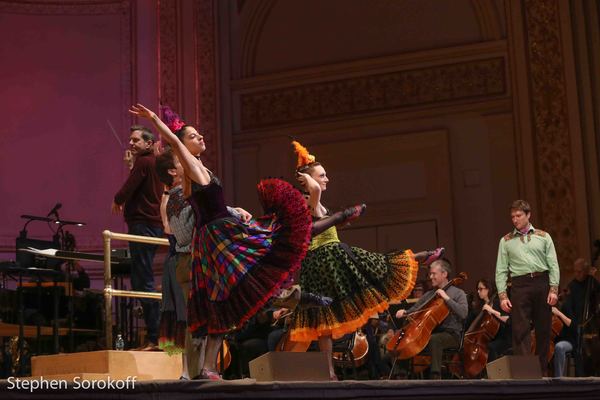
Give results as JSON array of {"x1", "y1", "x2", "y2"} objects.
[{"x1": 288, "y1": 141, "x2": 444, "y2": 379}]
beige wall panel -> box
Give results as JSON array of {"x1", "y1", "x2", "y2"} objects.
[
  {"x1": 232, "y1": 145, "x2": 261, "y2": 214},
  {"x1": 338, "y1": 220, "x2": 438, "y2": 256},
  {"x1": 337, "y1": 226, "x2": 378, "y2": 253},
  {"x1": 231, "y1": 129, "x2": 456, "y2": 271},
  {"x1": 303, "y1": 131, "x2": 453, "y2": 251},
  {"x1": 245, "y1": 0, "x2": 491, "y2": 76},
  {"x1": 487, "y1": 113, "x2": 519, "y2": 239},
  {"x1": 376, "y1": 221, "x2": 438, "y2": 254},
  {"x1": 376, "y1": 220, "x2": 439, "y2": 285}
]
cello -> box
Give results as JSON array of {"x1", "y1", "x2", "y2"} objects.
[
  {"x1": 275, "y1": 331, "x2": 311, "y2": 352},
  {"x1": 460, "y1": 294, "x2": 501, "y2": 378},
  {"x1": 332, "y1": 330, "x2": 369, "y2": 367},
  {"x1": 216, "y1": 340, "x2": 232, "y2": 373},
  {"x1": 386, "y1": 272, "x2": 468, "y2": 359},
  {"x1": 273, "y1": 311, "x2": 311, "y2": 352}
]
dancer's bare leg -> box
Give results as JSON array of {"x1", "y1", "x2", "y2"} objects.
[
  {"x1": 201, "y1": 334, "x2": 223, "y2": 379},
  {"x1": 318, "y1": 335, "x2": 337, "y2": 380}
]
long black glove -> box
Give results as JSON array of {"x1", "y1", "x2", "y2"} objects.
[{"x1": 311, "y1": 204, "x2": 366, "y2": 237}]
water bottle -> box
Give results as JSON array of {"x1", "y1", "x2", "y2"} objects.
[{"x1": 115, "y1": 334, "x2": 125, "y2": 351}]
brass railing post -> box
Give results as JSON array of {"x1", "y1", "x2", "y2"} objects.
[
  {"x1": 103, "y1": 230, "x2": 113, "y2": 349},
  {"x1": 102, "y1": 230, "x2": 169, "y2": 349}
]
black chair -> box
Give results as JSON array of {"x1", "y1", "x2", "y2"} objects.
[
  {"x1": 440, "y1": 344, "x2": 464, "y2": 379},
  {"x1": 409, "y1": 326, "x2": 467, "y2": 379}
]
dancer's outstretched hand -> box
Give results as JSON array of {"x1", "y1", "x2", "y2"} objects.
[
  {"x1": 129, "y1": 103, "x2": 156, "y2": 120},
  {"x1": 234, "y1": 207, "x2": 252, "y2": 223}
]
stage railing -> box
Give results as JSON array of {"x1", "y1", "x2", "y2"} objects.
[{"x1": 102, "y1": 230, "x2": 169, "y2": 348}]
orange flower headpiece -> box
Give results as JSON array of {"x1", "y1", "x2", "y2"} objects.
[{"x1": 292, "y1": 140, "x2": 317, "y2": 170}]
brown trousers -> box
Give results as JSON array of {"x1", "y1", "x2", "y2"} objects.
[{"x1": 510, "y1": 272, "x2": 551, "y2": 374}]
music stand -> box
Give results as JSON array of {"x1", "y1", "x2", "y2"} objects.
[
  {"x1": 53, "y1": 217, "x2": 85, "y2": 353},
  {"x1": 17, "y1": 213, "x2": 86, "y2": 352},
  {"x1": 16, "y1": 215, "x2": 61, "y2": 270}
]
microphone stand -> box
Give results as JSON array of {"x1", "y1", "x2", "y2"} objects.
[{"x1": 54, "y1": 211, "x2": 66, "y2": 353}]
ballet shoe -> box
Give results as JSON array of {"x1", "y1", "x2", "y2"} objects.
[
  {"x1": 200, "y1": 368, "x2": 222, "y2": 381},
  {"x1": 422, "y1": 247, "x2": 445, "y2": 266}
]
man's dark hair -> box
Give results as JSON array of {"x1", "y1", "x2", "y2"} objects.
[
  {"x1": 155, "y1": 149, "x2": 175, "y2": 187},
  {"x1": 174, "y1": 125, "x2": 194, "y2": 143},
  {"x1": 131, "y1": 125, "x2": 155, "y2": 143},
  {"x1": 510, "y1": 199, "x2": 531, "y2": 214}
]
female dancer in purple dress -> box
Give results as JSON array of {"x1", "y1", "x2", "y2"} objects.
[{"x1": 130, "y1": 104, "x2": 312, "y2": 379}]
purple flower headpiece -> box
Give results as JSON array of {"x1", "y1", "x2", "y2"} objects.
[{"x1": 160, "y1": 104, "x2": 185, "y2": 132}]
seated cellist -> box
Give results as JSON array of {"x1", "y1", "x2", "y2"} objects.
[
  {"x1": 395, "y1": 259, "x2": 468, "y2": 379},
  {"x1": 472, "y1": 279, "x2": 511, "y2": 363}
]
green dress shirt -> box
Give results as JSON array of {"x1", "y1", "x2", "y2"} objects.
[{"x1": 495, "y1": 224, "x2": 560, "y2": 297}]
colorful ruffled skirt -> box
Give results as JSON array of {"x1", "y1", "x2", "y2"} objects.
[
  {"x1": 187, "y1": 178, "x2": 311, "y2": 336},
  {"x1": 289, "y1": 243, "x2": 418, "y2": 342}
]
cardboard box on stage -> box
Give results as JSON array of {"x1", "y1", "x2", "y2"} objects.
[
  {"x1": 486, "y1": 355, "x2": 542, "y2": 379},
  {"x1": 31, "y1": 350, "x2": 182, "y2": 381},
  {"x1": 249, "y1": 351, "x2": 330, "y2": 381}
]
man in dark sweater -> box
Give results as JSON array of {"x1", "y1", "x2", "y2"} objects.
[
  {"x1": 112, "y1": 125, "x2": 164, "y2": 349},
  {"x1": 567, "y1": 258, "x2": 599, "y2": 375}
]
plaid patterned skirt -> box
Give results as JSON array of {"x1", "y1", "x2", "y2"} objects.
[
  {"x1": 187, "y1": 178, "x2": 311, "y2": 335},
  {"x1": 289, "y1": 243, "x2": 418, "y2": 342}
]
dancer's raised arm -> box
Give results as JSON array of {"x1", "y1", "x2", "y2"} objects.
[
  {"x1": 296, "y1": 172, "x2": 325, "y2": 217},
  {"x1": 129, "y1": 104, "x2": 210, "y2": 186}
]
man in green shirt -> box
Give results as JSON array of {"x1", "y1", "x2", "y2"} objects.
[{"x1": 495, "y1": 200, "x2": 560, "y2": 374}]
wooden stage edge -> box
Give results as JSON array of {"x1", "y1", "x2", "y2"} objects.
[{"x1": 1, "y1": 376, "x2": 600, "y2": 400}]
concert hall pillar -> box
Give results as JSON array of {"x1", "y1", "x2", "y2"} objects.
[{"x1": 505, "y1": 0, "x2": 590, "y2": 268}]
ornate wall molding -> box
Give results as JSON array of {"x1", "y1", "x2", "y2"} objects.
[
  {"x1": 470, "y1": 0, "x2": 504, "y2": 40},
  {"x1": 523, "y1": 0, "x2": 577, "y2": 266},
  {"x1": 240, "y1": 0, "x2": 276, "y2": 78},
  {"x1": 194, "y1": 0, "x2": 220, "y2": 173},
  {"x1": 157, "y1": 0, "x2": 220, "y2": 174},
  {"x1": 0, "y1": 0, "x2": 127, "y2": 15},
  {"x1": 239, "y1": 57, "x2": 506, "y2": 130},
  {"x1": 159, "y1": 0, "x2": 179, "y2": 110}
]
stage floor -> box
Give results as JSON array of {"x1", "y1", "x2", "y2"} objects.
[{"x1": 1, "y1": 377, "x2": 600, "y2": 400}]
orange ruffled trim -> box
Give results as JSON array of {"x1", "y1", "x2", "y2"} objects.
[
  {"x1": 290, "y1": 249, "x2": 418, "y2": 342},
  {"x1": 384, "y1": 249, "x2": 419, "y2": 303}
]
